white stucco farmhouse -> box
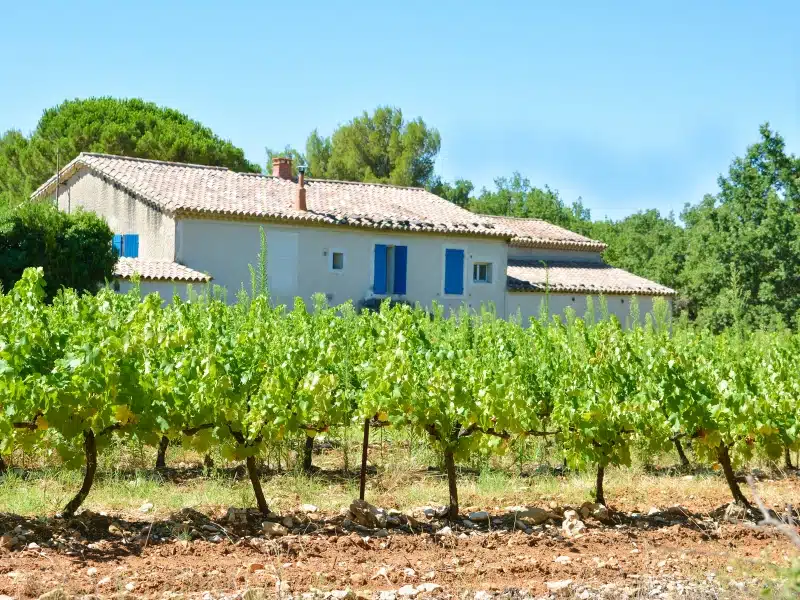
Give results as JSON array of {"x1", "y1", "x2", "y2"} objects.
[{"x1": 32, "y1": 153, "x2": 675, "y2": 323}]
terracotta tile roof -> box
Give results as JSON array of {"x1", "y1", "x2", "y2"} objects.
[
  {"x1": 114, "y1": 258, "x2": 212, "y2": 283},
  {"x1": 481, "y1": 215, "x2": 607, "y2": 251},
  {"x1": 33, "y1": 153, "x2": 513, "y2": 239},
  {"x1": 507, "y1": 260, "x2": 676, "y2": 296}
]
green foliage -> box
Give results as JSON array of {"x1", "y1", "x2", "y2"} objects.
[
  {"x1": 428, "y1": 177, "x2": 474, "y2": 208},
  {"x1": 303, "y1": 106, "x2": 441, "y2": 187},
  {"x1": 1, "y1": 270, "x2": 798, "y2": 514},
  {"x1": 0, "y1": 97, "x2": 260, "y2": 208},
  {"x1": 0, "y1": 202, "x2": 116, "y2": 299},
  {"x1": 469, "y1": 173, "x2": 591, "y2": 230},
  {"x1": 680, "y1": 125, "x2": 800, "y2": 331}
]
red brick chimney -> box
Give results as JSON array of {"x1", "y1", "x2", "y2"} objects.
[
  {"x1": 272, "y1": 157, "x2": 292, "y2": 180},
  {"x1": 296, "y1": 166, "x2": 307, "y2": 211}
]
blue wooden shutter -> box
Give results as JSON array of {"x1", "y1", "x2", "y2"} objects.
[
  {"x1": 393, "y1": 246, "x2": 407, "y2": 295},
  {"x1": 444, "y1": 248, "x2": 464, "y2": 295},
  {"x1": 373, "y1": 244, "x2": 387, "y2": 294},
  {"x1": 123, "y1": 234, "x2": 139, "y2": 258},
  {"x1": 112, "y1": 234, "x2": 122, "y2": 256}
]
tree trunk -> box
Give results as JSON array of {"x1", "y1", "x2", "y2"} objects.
[
  {"x1": 785, "y1": 446, "x2": 795, "y2": 470},
  {"x1": 717, "y1": 444, "x2": 751, "y2": 508},
  {"x1": 302, "y1": 435, "x2": 314, "y2": 474},
  {"x1": 595, "y1": 464, "x2": 606, "y2": 506},
  {"x1": 246, "y1": 455, "x2": 269, "y2": 515},
  {"x1": 62, "y1": 429, "x2": 97, "y2": 518},
  {"x1": 674, "y1": 438, "x2": 690, "y2": 468},
  {"x1": 444, "y1": 448, "x2": 459, "y2": 520},
  {"x1": 359, "y1": 419, "x2": 370, "y2": 501},
  {"x1": 156, "y1": 435, "x2": 169, "y2": 469},
  {"x1": 203, "y1": 453, "x2": 214, "y2": 469}
]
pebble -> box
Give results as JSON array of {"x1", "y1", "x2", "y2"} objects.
[
  {"x1": 397, "y1": 584, "x2": 418, "y2": 597},
  {"x1": 86, "y1": 567, "x2": 98, "y2": 577},
  {"x1": 468, "y1": 510, "x2": 490, "y2": 522},
  {"x1": 139, "y1": 502, "x2": 154, "y2": 513},
  {"x1": 262, "y1": 521, "x2": 289, "y2": 537},
  {"x1": 554, "y1": 555, "x2": 572, "y2": 564},
  {"x1": 300, "y1": 504, "x2": 318, "y2": 513},
  {"x1": 546, "y1": 579, "x2": 573, "y2": 592}
]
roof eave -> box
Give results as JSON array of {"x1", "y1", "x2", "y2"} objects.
[{"x1": 510, "y1": 237, "x2": 608, "y2": 252}]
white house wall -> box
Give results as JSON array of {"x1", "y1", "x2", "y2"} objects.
[
  {"x1": 116, "y1": 280, "x2": 205, "y2": 304},
  {"x1": 176, "y1": 218, "x2": 509, "y2": 312},
  {"x1": 506, "y1": 292, "x2": 671, "y2": 327},
  {"x1": 52, "y1": 168, "x2": 175, "y2": 260}
]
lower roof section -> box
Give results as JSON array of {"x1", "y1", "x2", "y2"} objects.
[
  {"x1": 506, "y1": 259, "x2": 676, "y2": 296},
  {"x1": 114, "y1": 258, "x2": 212, "y2": 283}
]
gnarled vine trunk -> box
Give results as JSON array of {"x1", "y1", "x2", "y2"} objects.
[
  {"x1": 303, "y1": 435, "x2": 314, "y2": 474},
  {"x1": 595, "y1": 464, "x2": 606, "y2": 506},
  {"x1": 156, "y1": 435, "x2": 169, "y2": 469},
  {"x1": 785, "y1": 446, "x2": 795, "y2": 470},
  {"x1": 62, "y1": 429, "x2": 97, "y2": 518},
  {"x1": 717, "y1": 444, "x2": 751, "y2": 508},
  {"x1": 444, "y1": 448, "x2": 459, "y2": 520},
  {"x1": 246, "y1": 455, "x2": 269, "y2": 515},
  {"x1": 674, "y1": 438, "x2": 691, "y2": 468},
  {"x1": 359, "y1": 419, "x2": 370, "y2": 501},
  {"x1": 203, "y1": 453, "x2": 214, "y2": 469},
  {"x1": 0, "y1": 453, "x2": 7, "y2": 475}
]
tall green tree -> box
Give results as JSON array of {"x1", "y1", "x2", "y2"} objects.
[
  {"x1": 469, "y1": 173, "x2": 591, "y2": 230},
  {"x1": 0, "y1": 130, "x2": 33, "y2": 209},
  {"x1": 0, "y1": 97, "x2": 260, "y2": 209},
  {"x1": 680, "y1": 124, "x2": 800, "y2": 330},
  {"x1": 428, "y1": 177, "x2": 474, "y2": 208},
  {"x1": 590, "y1": 210, "x2": 686, "y2": 293},
  {"x1": 305, "y1": 106, "x2": 441, "y2": 187}
]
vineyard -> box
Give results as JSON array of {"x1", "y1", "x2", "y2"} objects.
[{"x1": 1, "y1": 262, "x2": 798, "y2": 526}]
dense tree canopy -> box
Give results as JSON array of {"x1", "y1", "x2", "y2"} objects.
[
  {"x1": 0, "y1": 98, "x2": 260, "y2": 208},
  {"x1": 268, "y1": 107, "x2": 441, "y2": 187},
  {"x1": 0, "y1": 202, "x2": 116, "y2": 299},
  {"x1": 679, "y1": 125, "x2": 800, "y2": 330}
]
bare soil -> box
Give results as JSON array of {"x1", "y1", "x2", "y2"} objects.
[{"x1": 0, "y1": 501, "x2": 794, "y2": 599}]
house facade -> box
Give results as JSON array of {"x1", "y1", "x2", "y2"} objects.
[{"x1": 32, "y1": 153, "x2": 675, "y2": 323}]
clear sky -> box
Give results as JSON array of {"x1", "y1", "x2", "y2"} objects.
[{"x1": 1, "y1": 1, "x2": 797, "y2": 221}]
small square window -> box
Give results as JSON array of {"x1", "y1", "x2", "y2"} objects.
[
  {"x1": 331, "y1": 251, "x2": 345, "y2": 271},
  {"x1": 473, "y1": 262, "x2": 492, "y2": 283}
]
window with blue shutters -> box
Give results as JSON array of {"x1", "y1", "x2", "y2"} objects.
[
  {"x1": 113, "y1": 234, "x2": 140, "y2": 258},
  {"x1": 373, "y1": 243, "x2": 407, "y2": 295},
  {"x1": 123, "y1": 234, "x2": 139, "y2": 258},
  {"x1": 444, "y1": 248, "x2": 465, "y2": 295}
]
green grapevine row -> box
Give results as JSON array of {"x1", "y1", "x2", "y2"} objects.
[{"x1": 0, "y1": 267, "x2": 798, "y2": 518}]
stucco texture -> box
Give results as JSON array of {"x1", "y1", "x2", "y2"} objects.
[
  {"x1": 116, "y1": 280, "x2": 206, "y2": 304},
  {"x1": 507, "y1": 292, "x2": 670, "y2": 326},
  {"x1": 176, "y1": 218, "x2": 509, "y2": 313},
  {"x1": 54, "y1": 169, "x2": 175, "y2": 260}
]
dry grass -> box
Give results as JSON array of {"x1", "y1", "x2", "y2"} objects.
[{"x1": 1, "y1": 432, "x2": 797, "y2": 520}]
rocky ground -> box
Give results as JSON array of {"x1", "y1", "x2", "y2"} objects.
[{"x1": 0, "y1": 496, "x2": 795, "y2": 599}]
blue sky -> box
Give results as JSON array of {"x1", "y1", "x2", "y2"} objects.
[{"x1": 1, "y1": 1, "x2": 797, "y2": 221}]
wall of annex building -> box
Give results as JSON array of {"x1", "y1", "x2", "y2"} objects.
[
  {"x1": 51, "y1": 168, "x2": 175, "y2": 260},
  {"x1": 116, "y1": 279, "x2": 204, "y2": 304},
  {"x1": 175, "y1": 218, "x2": 509, "y2": 313},
  {"x1": 506, "y1": 292, "x2": 672, "y2": 327}
]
